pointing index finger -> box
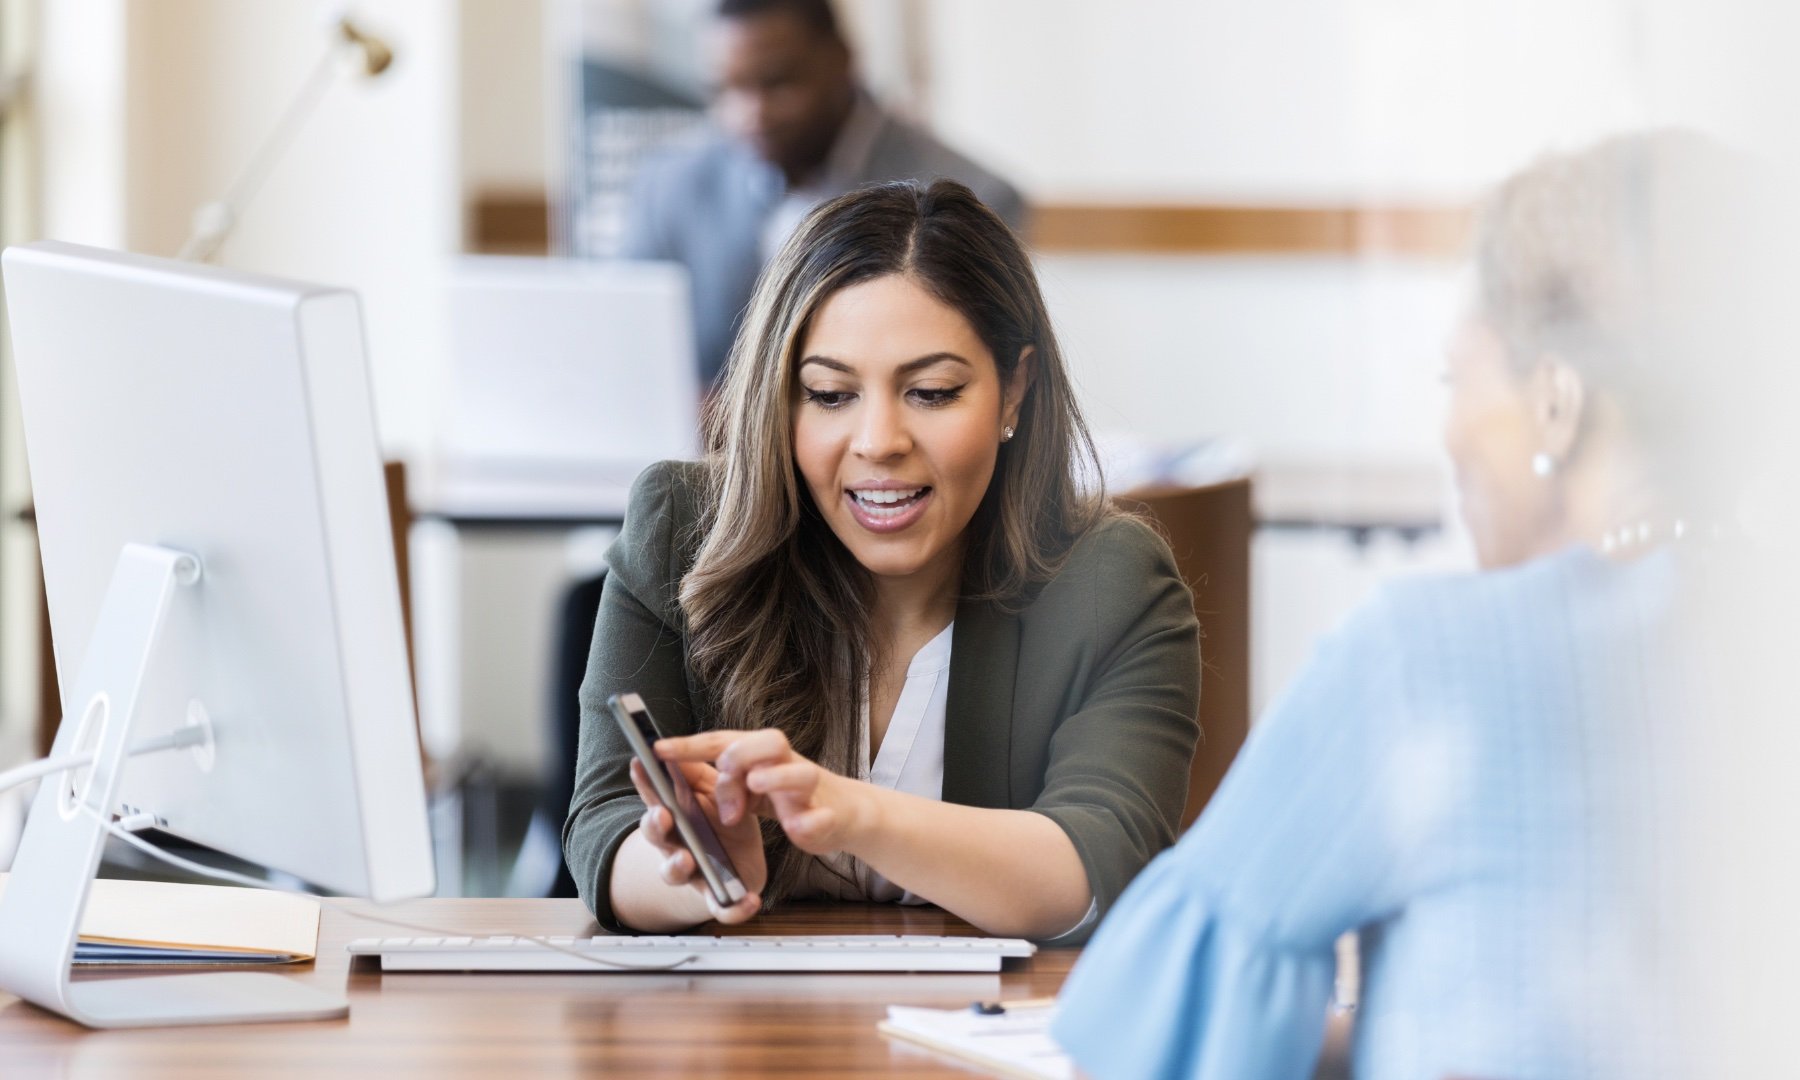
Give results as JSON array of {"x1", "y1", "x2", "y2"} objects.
[{"x1": 654, "y1": 730, "x2": 741, "y2": 761}]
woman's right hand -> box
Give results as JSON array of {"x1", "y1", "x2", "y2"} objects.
[{"x1": 627, "y1": 757, "x2": 767, "y2": 924}]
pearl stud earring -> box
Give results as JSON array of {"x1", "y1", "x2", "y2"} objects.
[{"x1": 1531, "y1": 452, "x2": 1555, "y2": 478}]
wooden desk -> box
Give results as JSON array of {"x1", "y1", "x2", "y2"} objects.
[{"x1": 0, "y1": 899, "x2": 1077, "y2": 1078}]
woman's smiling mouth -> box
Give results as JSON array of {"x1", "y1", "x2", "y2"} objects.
[{"x1": 845, "y1": 486, "x2": 934, "y2": 532}]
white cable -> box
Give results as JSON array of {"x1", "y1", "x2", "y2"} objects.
[
  {"x1": 81, "y1": 807, "x2": 699, "y2": 973},
  {"x1": 128, "y1": 728, "x2": 210, "y2": 755},
  {"x1": 0, "y1": 752, "x2": 93, "y2": 797},
  {"x1": 0, "y1": 727, "x2": 210, "y2": 799}
]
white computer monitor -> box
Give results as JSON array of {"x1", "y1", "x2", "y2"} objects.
[
  {"x1": 0, "y1": 241, "x2": 433, "y2": 1028},
  {"x1": 422, "y1": 256, "x2": 699, "y2": 518}
]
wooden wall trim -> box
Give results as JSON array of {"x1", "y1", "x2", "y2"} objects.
[
  {"x1": 1028, "y1": 203, "x2": 1471, "y2": 258},
  {"x1": 469, "y1": 191, "x2": 1472, "y2": 259},
  {"x1": 469, "y1": 190, "x2": 552, "y2": 254}
]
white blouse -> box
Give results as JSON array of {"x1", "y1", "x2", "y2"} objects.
[
  {"x1": 794, "y1": 621, "x2": 1098, "y2": 939},
  {"x1": 797, "y1": 621, "x2": 954, "y2": 904}
]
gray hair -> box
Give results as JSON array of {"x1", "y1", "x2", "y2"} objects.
[{"x1": 1475, "y1": 130, "x2": 1797, "y2": 512}]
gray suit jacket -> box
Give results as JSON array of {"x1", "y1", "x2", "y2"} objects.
[
  {"x1": 620, "y1": 101, "x2": 1028, "y2": 387},
  {"x1": 563, "y1": 461, "x2": 1202, "y2": 944}
]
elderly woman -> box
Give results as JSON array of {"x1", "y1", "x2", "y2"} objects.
[
  {"x1": 1053, "y1": 132, "x2": 1770, "y2": 1078},
  {"x1": 563, "y1": 180, "x2": 1200, "y2": 941}
]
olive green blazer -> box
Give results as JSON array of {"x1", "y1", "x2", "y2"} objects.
[{"x1": 563, "y1": 461, "x2": 1202, "y2": 943}]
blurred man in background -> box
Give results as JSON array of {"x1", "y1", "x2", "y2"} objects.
[{"x1": 622, "y1": 0, "x2": 1026, "y2": 389}]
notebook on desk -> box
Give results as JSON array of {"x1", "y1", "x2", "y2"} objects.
[
  {"x1": 0, "y1": 874, "x2": 320, "y2": 966},
  {"x1": 879, "y1": 1001, "x2": 1072, "y2": 1080}
]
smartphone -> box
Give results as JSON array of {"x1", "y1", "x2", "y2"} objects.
[{"x1": 607, "y1": 692, "x2": 749, "y2": 908}]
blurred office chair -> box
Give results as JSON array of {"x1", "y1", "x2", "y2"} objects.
[
  {"x1": 1114, "y1": 477, "x2": 1253, "y2": 829},
  {"x1": 383, "y1": 462, "x2": 420, "y2": 719},
  {"x1": 531, "y1": 568, "x2": 608, "y2": 898}
]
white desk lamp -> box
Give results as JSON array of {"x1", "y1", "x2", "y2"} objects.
[{"x1": 175, "y1": 15, "x2": 394, "y2": 263}]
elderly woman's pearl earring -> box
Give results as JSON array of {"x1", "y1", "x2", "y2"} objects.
[
  {"x1": 1002, "y1": 425, "x2": 1015, "y2": 443},
  {"x1": 1531, "y1": 452, "x2": 1555, "y2": 478}
]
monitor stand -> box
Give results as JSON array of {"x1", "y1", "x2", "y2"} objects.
[{"x1": 0, "y1": 544, "x2": 349, "y2": 1028}]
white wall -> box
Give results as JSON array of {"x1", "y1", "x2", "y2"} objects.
[
  {"x1": 919, "y1": 0, "x2": 1679, "y2": 475},
  {"x1": 921, "y1": 0, "x2": 1645, "y2": 201},
  {"x1": 122, "y1": 0, "x2": 459, "y2": 462},
  {"x1": 37, "y1": 0, "x2": 128, "y2": 246},
  {"x1": 1043, "y1": 255, "x2": 1462, "y2": 459},
  {"x1": 459, "y1": 0, "x2": 550, "y2": 200}
]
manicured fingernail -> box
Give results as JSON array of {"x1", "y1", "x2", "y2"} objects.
[{"x1": 719, "y1": 798, "x2": 738, "y2": 822}]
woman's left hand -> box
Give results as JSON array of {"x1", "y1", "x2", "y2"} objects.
[{"x1": 654, "y1": 729, "x2": 872, "y2": 856}]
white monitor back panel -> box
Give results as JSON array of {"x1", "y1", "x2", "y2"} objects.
[{"x1": 4, "y1": 241, "x2": 432, "y2": 900}]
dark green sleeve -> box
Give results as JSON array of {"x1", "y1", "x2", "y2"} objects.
[
  {"x1": 1028, "y1": 518, "x2": 1202, "y2": 944},
  {"x1": 561, "y1": 461, "x2": 701, "y2": 931}
]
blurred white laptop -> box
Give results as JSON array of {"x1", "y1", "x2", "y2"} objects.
[{"x1": 422, "y1": 257, "x2": 699, "y2": 518}]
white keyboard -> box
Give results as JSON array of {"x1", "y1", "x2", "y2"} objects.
[{"x1": 348, "y1": 934, "x2": 1037, "y2": 973}]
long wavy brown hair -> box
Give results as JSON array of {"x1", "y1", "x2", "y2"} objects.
[{"x1": 679, "y1": 179, "x2": 1108, "y2": 902}]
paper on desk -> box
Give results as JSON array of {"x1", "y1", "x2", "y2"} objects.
[
  {"x1": 0, "y1": 873, "x2": 320, "y2": 963},
  {"x1": 878, "y1": 1003, "x2": 1073, "y2": 1080},
  {"x1": 68, "y1": 943, "x2": 305, "y2": 965}
]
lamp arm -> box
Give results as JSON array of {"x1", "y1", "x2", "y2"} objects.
[{"x1": 174, "y1": 46, "x2": 343, "y2": 262}]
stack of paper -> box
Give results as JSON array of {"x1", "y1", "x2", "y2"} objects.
[
  {"x1": 0, "y1": 874, "x2": 320, "y2": 966},
  {"x1": 879, "y1": 1002, "x2": 1073, "y2": 1080}
]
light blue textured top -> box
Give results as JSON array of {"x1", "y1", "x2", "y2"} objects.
[{"x1": 1053, "y1": 546, "x2": 1687, "y2": 1080}]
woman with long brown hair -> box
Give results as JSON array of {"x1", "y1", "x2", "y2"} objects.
[{"x1": 563, "y1": 179, "x2": 1201, "y2": 941}]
